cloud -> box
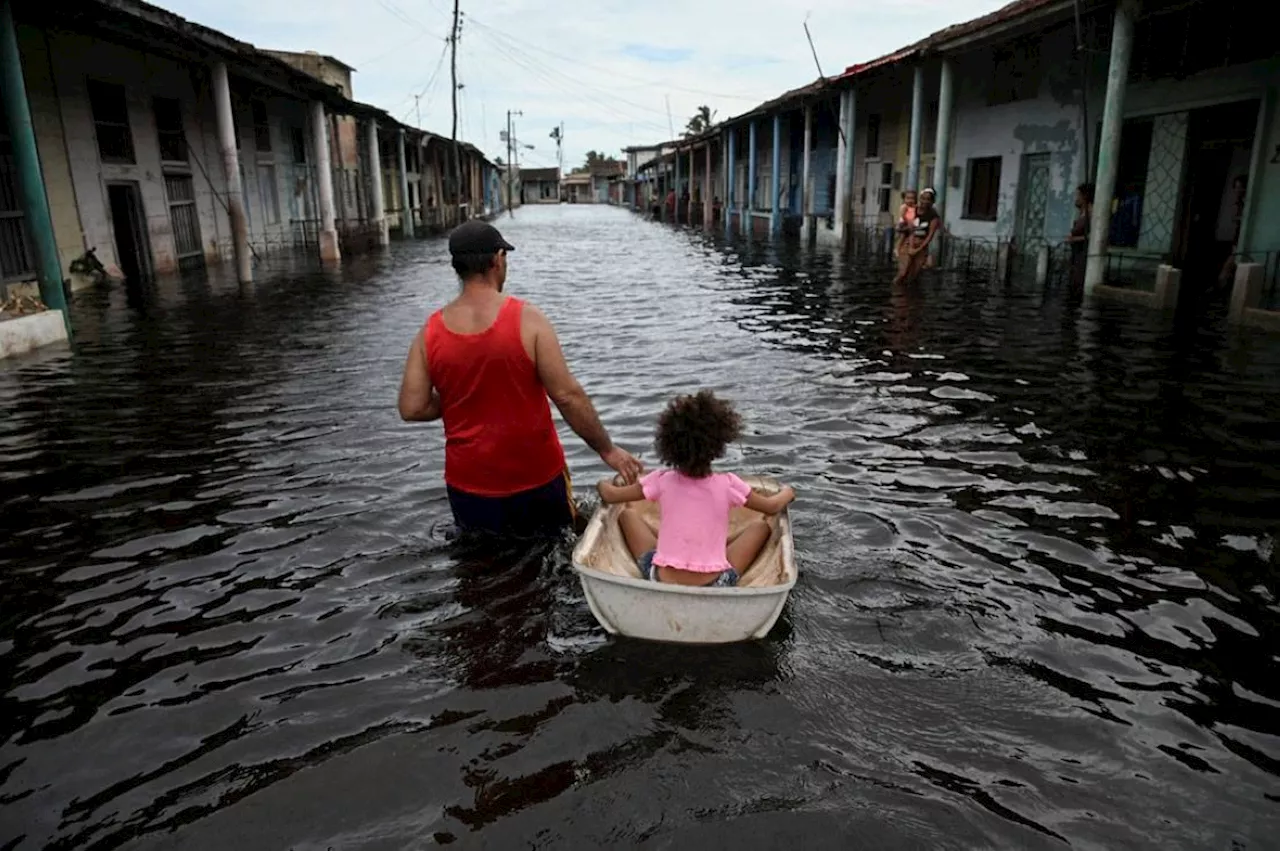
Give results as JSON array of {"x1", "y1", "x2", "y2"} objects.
[
  {"x1": 158, "y1": 0, "x2": 1011, "y2": 168},
  {"x1": 620, "y1": 43, "x2": 693, "y2": 64}
]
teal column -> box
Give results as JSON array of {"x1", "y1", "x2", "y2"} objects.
[
  {"x1": 747, "y1": 121, "x2": 758, "y2": 226},
  {"x1": 770, "y1": 113, "x2": 782, "y2": 236},
  {"x1": 907, "y1": 65, "x2": 924, "y2": 192},
  {"x1": 1085, "y1": 0, "x2": 1137, "y2": 292},
  {"x1": 933, "y1": 59, "x2": 955, "y2": 215},
  {"x1": 725, "y1": 128, "x2": 736, "y2": 231},
  {"x1": 0, "y1": 0, "x2": 68, "y2": 330}
]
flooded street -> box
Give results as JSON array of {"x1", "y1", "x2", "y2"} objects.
[{"x1": 2, "y1": 205, "x2": 1278, "y2": 849}]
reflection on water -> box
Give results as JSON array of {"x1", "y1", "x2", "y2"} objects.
[{"x1": 1, "y1": 206, "x2": 1277, "y2": 849}]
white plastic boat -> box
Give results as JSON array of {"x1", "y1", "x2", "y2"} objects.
[{"x1": 571, "y1": 475, "x2": 798, "y2": 644}]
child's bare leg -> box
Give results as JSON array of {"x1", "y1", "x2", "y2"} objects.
[
  {"x1": 726, "y1": 519, "x2": 771, "y2": 574},
  {"x1": 619, "y1": 506, "x2": 658, "y2": 559}
]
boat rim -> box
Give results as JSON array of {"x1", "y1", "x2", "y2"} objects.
[{"x1": 572, "y1": 562, "x2": 798, "y2": 596}]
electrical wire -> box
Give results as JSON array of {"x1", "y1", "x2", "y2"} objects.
[
  {"x1": 465, "y1": 14, "x2": 759, "y2": 103},
  {"x1": 472, "y1": 24, "x2": 678, "y2": 121},
  {"x1": 468, "y1": 26, "x2": 670, "y2": 135},
  {"x1": 393, "y1": 38, "x2": 450, "y2": 122}
]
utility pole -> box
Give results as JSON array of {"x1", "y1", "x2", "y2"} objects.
[
  {"x1": 506, "y1": 109, "x2": 516, "y2": 217},
  {"x1": 414, "y1": 94, "x2": 421, "y2": 130},
  {"x1": 449, "y1": 0, "x2": 461, "y2": 220}
]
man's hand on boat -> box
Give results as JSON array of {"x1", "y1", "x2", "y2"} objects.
[{"x1": 602, "y1": 445, "x2": 644, "y2": 485}]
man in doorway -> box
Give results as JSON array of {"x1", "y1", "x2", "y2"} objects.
[{"x1": 398, "y1": 220, "x2": 644, "y2": 537}]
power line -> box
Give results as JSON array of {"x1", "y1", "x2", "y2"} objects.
[
  {"x1": 465, "y1": 15, "x2": 759, "y2": 102},
  {"x1": 471, "y1": 25, "x2": 677, "y2": 121},
  {"x1": 395, "y1": 38, "x2": 450, "y2": 122},
  {"x1": 468, "y1": 26, "x2": 669, "y2": 134}
]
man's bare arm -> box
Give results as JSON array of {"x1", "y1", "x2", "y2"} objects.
[
  {"x1": 529, "y1": 308, "x2": 613, "y2": 453},
  {"x1": 529, "y1": 307, "x2": 643, "y2": 482},
  {"x1": 398, "y1": 331, "x2": 442, "y2": 422}
]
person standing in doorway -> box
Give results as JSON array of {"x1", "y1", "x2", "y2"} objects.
[
  {"x1": 397, "y1": 220, "x2": 644, "y2": 537},
  {"x1": 1066, "y1": 182, "x2": 1094, "y2": 291}
]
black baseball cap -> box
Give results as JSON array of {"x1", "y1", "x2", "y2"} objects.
[{"x1": 448, "y1": 220, "x2": 515, "y2": 255}]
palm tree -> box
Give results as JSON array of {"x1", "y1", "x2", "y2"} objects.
[{"x1": 683, "y1": 105, "x2": 717, "y2": 137}]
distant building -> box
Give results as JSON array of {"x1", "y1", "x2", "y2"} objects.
[
  {"x1": 519, "y1": 168, "x2": 560, "y2": 204},
  {"x1": 588, "y1": 161, "x2": 626, "y2": 204},
  {"x1": 562, "y1": 171, "x2": 593, "y2": 203}
]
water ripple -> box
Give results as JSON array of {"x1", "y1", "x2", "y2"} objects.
[{"x1": 1, "y1": 206, "x2": 1277, "y2": 849}]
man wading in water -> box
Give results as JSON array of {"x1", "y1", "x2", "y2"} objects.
[{"x1": 397, "y1": 220, "x2": 644, "y2": 537}]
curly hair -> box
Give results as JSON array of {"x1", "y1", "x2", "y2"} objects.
[{"x1": 654, "y1": 390, "x2": 743, "y2": 478}]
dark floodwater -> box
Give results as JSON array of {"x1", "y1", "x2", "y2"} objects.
[{"x1": 2, "y1": 206, "x2": 1278, "y2": 850}]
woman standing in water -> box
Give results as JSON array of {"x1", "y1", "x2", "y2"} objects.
[
  {"x1": 893, "y1": 188, "x2": 940, "y2": 285},
  {"x1": 1066, "y1": 183, "x2": 1094, "y2": 291}
]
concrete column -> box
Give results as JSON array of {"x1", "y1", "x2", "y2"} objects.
[
  {"x1": 396, "y1": 129, "x2": 414, "y2": 239},
  {"x1": 212, "y1": 61, "x2": 251, "y2": 283},
  {"x1": 673, "y1": 147, "x2": 681, "y2": 223},
  {"x1": 907, "y1": 65, "x2": 925, "y2": 192},
  {"x1": 0, "y1": 0, "x2": 68, "y2": 328},
  {"x1": 802, "y1": 101, "x2": 814, "y2": 240},
  {"x1": 688, "y1": 147, "x2": 696, "y2": 223},
  {"x1": 1085, "y1": 0, "x2": 1138, "y2": 292},
  {"x1": 417, "y1": 141, "x2": 429, "y2": 229},
  {"x1": 1153, "y1": 264, "x2": 1181, "y2": 311},
  {"x1": 311, "y1": 101, "x2": 339, "y2": 263},
  {"x1": 726, "y1": 128, "x2": 736, "y2": 231},
  {"x1": 1035, "y1": 244, "x2": 1050, "y2": 285},
  {"x1": 1228, "y1": 262, "x2": 1264, "y2": 321},
  {"x1": 842, "y1": 89, "x2": 857, "y2": 241},
  {"x1": 933, "y1": 59, "x2": 955, "y2": 216},
  {"x1": 834, "y1": 92, "x2": 848, "y2": 236},
  {"x1": 366, "y1": 120, "x2": 388, "y2": 245},
  {"x1": 770, "y1": 113, "x2": 782, "y2": 236},
  {"x1": 748, "y1": 121, "x2": 758, "y2": 222},
  {"x1": 329, "y1": 113, "x2": 349, "y2": 226},
  {"x1": 704, "y1": 142, "x2": 712, "y2": 228}
]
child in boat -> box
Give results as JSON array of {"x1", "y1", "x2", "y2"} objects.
[{"x1": 596, "y1": 390, "x2": 796, "y2": 587}]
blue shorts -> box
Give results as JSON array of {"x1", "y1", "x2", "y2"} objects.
[
  {"x1": 446, "y1": 468, "x2": 576, "y2": 538},
  {"x1": 637, "y1": 550, "x2": 739, "y2": 587}
]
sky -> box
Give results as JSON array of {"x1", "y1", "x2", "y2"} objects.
[{"x1": 162, "y1": 0, "x2": 1010, "y2": 171}]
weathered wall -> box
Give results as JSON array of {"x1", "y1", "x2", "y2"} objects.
[
  {"x1": 45, "y1": 30, "x2": 315, "y2": 277},
  {"x1": 850, "y1": 68, "x2": 909, "y2": 228},
  {"x1": 16, "y1": 25, "x2": 84, "y2": 283},
  {"x1": 1126, "y1": 57, "x2": 1280, "y2": 256},
  {"x1": 946, "y1": 26, "x2": 1093, "y2": 242}
]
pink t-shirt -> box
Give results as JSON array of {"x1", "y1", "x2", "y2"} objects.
[{"x1": 641, "y1": 469, "x2": 752, "y2": 572}]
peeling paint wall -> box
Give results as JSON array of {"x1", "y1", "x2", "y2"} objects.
[
  {"x1": 45, "y1": 30, "x2": 315, "y2": 277},
  {"x1": 850, "y1": 68, "x2": 911, "y2": 228},
  {"x1": 16, "y1": 25, "x2": 84, "y2": 284},
  {"x1": 946, "y1": 26, "x2": 1093, "y2": 243}
]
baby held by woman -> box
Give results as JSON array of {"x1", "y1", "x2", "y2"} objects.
[{"x1": 597, "y1": 390, "x2": 795, "y2": 587}]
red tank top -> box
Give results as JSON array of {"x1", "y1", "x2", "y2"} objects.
[{"x1": 425, "y1": 296, "x2": 566, "y2": 496}]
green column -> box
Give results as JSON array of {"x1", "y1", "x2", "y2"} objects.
[
  {"x1": 0, "y1": 0, "x2": 69, "y2": 331},
  {"x1": 1085, "y1": 0, "x2": 1137, "y2": 292}
]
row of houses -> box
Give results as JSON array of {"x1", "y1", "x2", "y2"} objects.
[
  {"x1": 517, "y1": 162, "x2": 628, "y2": 205},
  {"x1": 0, "y1": 0, "x2": 506, "y2": 317},
  {"x1": 623, "y1": 0, "x2": 1279, "y2": 296}
]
